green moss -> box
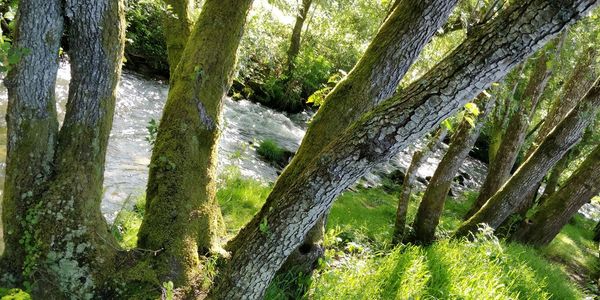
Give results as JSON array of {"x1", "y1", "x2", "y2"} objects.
[
  {"x1": 256, "y1": 139, "x2": 290, "y2": 167},
  {"x1": 0, "y1": 288, "x2": 31, "y2": 300}
]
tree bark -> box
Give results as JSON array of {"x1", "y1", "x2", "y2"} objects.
[
  {"x1": 286, "y1": 0, "x2": 313, "y2": 73},
  {"x1": 162, "y1": 0, "x2": 196, "y2": 76},
  {"x1": 510, "y1": 144, "x2": 600, "y2": 246},
  {"x1": 465, "y1": 40, "x2": 558, "y2": 219},
  {"x1": 137, "y1": 0, "x2": 253, "y2": 287},
  {"x1": 25, "y1": 0, "x2": 126, "y2": 297},
  {"x1": 412, "y1": 94, "x2": 494, "y2": 245},
  {"x1": 392, "y1": 126, "x2": 448, "y2": 244},
  {"x1": 278, "y1": 0, "x2": 458, "y2": 277},
  {"x1": 455, "y1": 76, "x2": 600, "y2": 238},
  {"x1": 209, "y1": 1, "x2": 598, "y2": 298},
  {"x1": 0, "y1": 0, "x2": 64, "y2": 285}
]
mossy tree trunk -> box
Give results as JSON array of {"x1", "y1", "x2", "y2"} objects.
[
  {"x1": 411, "y1": 94, "x2": 494, "y2": 245},
  {"x1": 275, "y1": 0, "x2": 459, "y2": 277},
  {"x1": 28, "y1": 0, "x2": 126, "y2": 297},
  {"x1": 0, "y1": 0, "x2": 63, "y2": 285},
  {"x1": 512, "y1": 45, "x2": 598, "y2": 213},
  {"x1": 465, "y1": 40, "x2": 559, "y2": 219},
  {"x1": 136, "y1": 0, "x2": 253, "y2": 287},
  {"x1": 455, "y1": 76, "x2": 600, "y2": 238},
  {"x1": 392, "y1": 126, "x2": 448, "y2": 244},
  {"x1": 162, "y1": 0, "x2": 195, "y2": 76},
  {"x1": 209, "y1": 1, "x2": 597, "y2": 297},
  {"x1": 286, "y1": 0, "x2": 313, "y2": 74},
  {"x1": 510, "y1": 144, "x2": 600, "y2": 246}
]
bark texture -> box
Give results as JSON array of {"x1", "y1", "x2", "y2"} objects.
[
  {"x1": 455, "y1": 77, "x2": 600, "y2": 238},
  {"x1": 0, "y1": 0, "x2": 63, "y2": 284},
  {"x1": 29, "y1": 0, "x2": 126, "y2": 297},
  {"x1": 137, "y1": 0, "x2": 253, "y2": 286},
  {"x1": 466, "y1": 41, "x2": 558, "y2": 218},
  {"x1": 393, "y1": 126, "x2": 448, "y2": 243},
  {"x1": 210, "y1": 1, "x2": 598, "y2": 298},
  {"x1": 510, "y1": 144, "x2": 600, "y2": 246},
  {"x1": 163, "y1": 0, "x2": 195, "y2": 76},
  {"x1": 286, "y1": 0, "x2": 313, "y2": 73},
  {"x1": 277, "y1": 0, "x2": 458, "y2": 276},
  {"x1": 412, "y1": 94, "x2": 494, "y2": 245}
]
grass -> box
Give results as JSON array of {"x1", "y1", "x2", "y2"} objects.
[
  {"x1": 256, "y1": 139, "x2": 290, "y2": 167},
  {"x1": 107, "y1": 168, "x2": 597, "y2": 299}
]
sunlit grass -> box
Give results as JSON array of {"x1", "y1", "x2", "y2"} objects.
[{"x1": 108, "y1": 168, "x2": 596, "y2": 299}]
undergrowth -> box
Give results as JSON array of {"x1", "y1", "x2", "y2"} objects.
[{"x1": 106, "y1": 168, "x2": 596, "y2": 299}]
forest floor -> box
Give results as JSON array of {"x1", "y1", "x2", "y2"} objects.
[{"x1": 109, "y1": 167, "x2": 599, "y2": 299}]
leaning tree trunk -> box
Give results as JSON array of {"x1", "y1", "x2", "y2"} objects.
[
  {"x1": 465, "y1": 40, "x2": 558, "y2": 219},
  {"x1": 510, "y1": 45, "x2": 598, "y2": 214},
  {"x1": 162, "y1": 0, "x2": 195, "y2": 76},
  {"x1": 286, "y1": 0, "x2": 313, "y2": 73},
  {"x1": 277, "y1": 0, "x2": 458, "y2": 277},
  {"x1": 455, "y1": 76, "x2": 600, "y2": 238},
  {"x1": 0, "y1": 0, "x2": 63, "y2": 285},
  {"x1": 411, "y1": 94, "x2": 494, "y2": 245},
  {"x1": 27, "y1": 0, "x2": 126, "y2": 297},
  {"x1": 209, "y1": 2, "x2": 598, "y2": 298},
  {"x1": 510, "y1": 144, "x2": 600, "y2": 246},
  {"x1": 136, "y1": 0, "x2": 253, "y2": 287},
  {"x1": 392, "y1": 126, "x2": 448, "y2": 244}
]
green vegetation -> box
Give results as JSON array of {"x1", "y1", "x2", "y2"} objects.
[
  {"x1": 111, "y1": 168, "x2": 597, "y2": 299},
  {"x1": 0, "y1": 288, "x2": 30, "y2": 300},
  {"x1": 256, "y1": 139, "x2": 291, "y2": 167}
]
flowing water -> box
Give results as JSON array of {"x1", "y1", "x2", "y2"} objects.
[{"x1": 0, "y1": 62, "x2": 596, "y2": 254}]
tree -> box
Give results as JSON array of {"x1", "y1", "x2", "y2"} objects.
[
  {"x1": 393, "y1": 126, "x2": 448, "y2": 244},
  {"x1": 162, "y1": 0, "x2": 196, "y2": 76},
  {"x1": 411, "y1": 93, "x2": 494, "y2": 245},
  {"x1": 0, "y1": 0, "x2": 64, "y2": 284},
  {"x1": 277, "y1": 0, "x2": 459, "y2": 276},
  {"x1": 286, "y1": 0, "x2": 313, "y2": 73},
  {"x1": 510, "y1": 143, "x2": 600, "y2": 246},
  {"x1": 209, "y1": 1, "x2": 598, "y2": 297},
  {"x1": 455, "y1": 76, "x2": 600, "y2": 238},
  {"x1": 1, "y1": 0, "x2": 126, "y2": 296},
  {"x1": 136, "y1": 0, "x2": 253, "y2": 287},
  {"x1": 465, "y1": 37, "x2": 562, "y2": 218}
]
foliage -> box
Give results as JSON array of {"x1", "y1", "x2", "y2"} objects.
[
  {"x1": 145, "y1": 118, "x2": 159, "y2": 147},
  {"x1": 0, "y1": 6, "x2": 27, "y2": 73},
  {"x1": 111, "y1": 195, "x2": 146, "y2": 249},
  {"x1": 124, "y1": 0, "x2": 169, "y2": 75},
  {"x1": 256, "y1": 139, "x2": 290, "y2": 167},
  {"x1": 0, "y1": 288, "x2": 31, "y2": 300}
]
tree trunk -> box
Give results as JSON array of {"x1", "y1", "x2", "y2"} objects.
[
  {"x1": 277, "y1": 0, "x2": 458, "y2": 278},
  {"x1": 136, "y1": 0, "x2": 253, "y2": 287},
  {"x1": 510, "y1": 144, "x2": 600, "y2": 246},
  {"x1": 0, "y1": 0, "x2": 64, "y2": 285},
  {"x1": 412, "y1": 94, "x2": 494, "y2": 245},
  {"x1": 455, "y1": 76, "x2": 600, "y2": 238},
  {"x1": 286, "y1": 0, "x2": 313, "y2": 73},
  {"x1": 392, "y1": 126, "x2": 448, "y2": 244},
  {"x1": 209, "y1": 2, "x2": 597, "y2": 297},
  {"x1": 539, "y1": 154, "x2": 569, "y2": 201},
  {"x1": 24, "y1": 0, "x2": 126, "y2": 297},
  {"x1": 163, "y1": 0, "x2": 196, "y2": 76},
  {"x1": 465, "y1": 40, "x2": 558, "y2": 219}
]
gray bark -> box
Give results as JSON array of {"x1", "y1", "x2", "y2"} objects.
[
  {"x1": 1, "y1": 0, "x2": 63, "y2": 285},
  {"x1": 278, "y1": 0, "x2": 458, "y2": 277},
  {"x1": 510, "y1": 144, "x2": 600, "y2": 246},
  {"x1": 209, "y1": 1, "x2": 598, "y2": 298},
  {"x1": 29, "y1": 0, "x2": 126, "y2": 297},
  {"x1": 455, "y1": 76, "x2": 600, "y2": 238}
]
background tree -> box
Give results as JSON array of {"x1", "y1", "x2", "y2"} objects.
[{"x1": 136, "y1": 0, "x2": 254, "y2": 287}]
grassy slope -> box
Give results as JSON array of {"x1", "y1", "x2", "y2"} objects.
[{"x1": 109, "y1": 169, "x2": 597, "y2": 299}]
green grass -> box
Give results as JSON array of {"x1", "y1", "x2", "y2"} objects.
[
  {"x1": 256, "y1": 139, "x2": 289, "y2": 166},
  {"x1": 107, "y1": 168, "x2": 596, "y2": 299}
]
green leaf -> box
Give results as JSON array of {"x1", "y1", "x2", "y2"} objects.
[
  {"x1": 464, "y1": 102, "x2": 480, "y2": 117},
  {"x1": 442, "y1": 119, "x2": 453, "y2": 131}
]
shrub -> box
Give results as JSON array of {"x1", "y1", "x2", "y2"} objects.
[{"x1": 256, "y1": 139, "x2": 291, "y2": 167}]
